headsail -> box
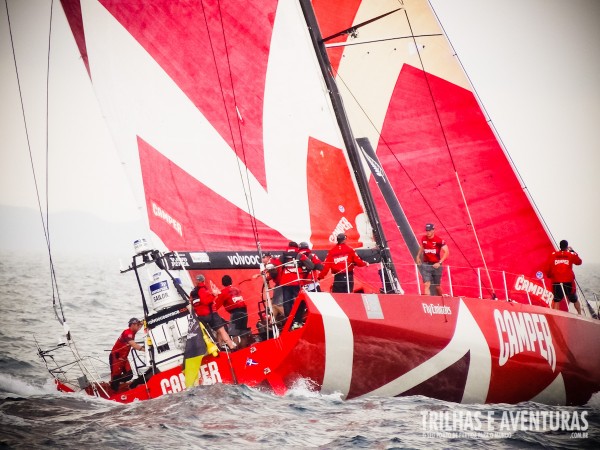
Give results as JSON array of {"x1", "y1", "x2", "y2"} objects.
[{"x1": 60, "y1": 0, "x2": 381, "y2": 257}]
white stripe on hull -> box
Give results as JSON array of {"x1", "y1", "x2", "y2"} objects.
[
  {"x1": 358, "y1": 299, "x2": 491, "y2": 402},
  {"x1": 308, "y1": 293, "x2": 354, "y2": 399}
]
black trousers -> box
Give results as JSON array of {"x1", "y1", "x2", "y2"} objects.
[{"x1": 332, "y1": 272, "x2": 354, "y2": 293}]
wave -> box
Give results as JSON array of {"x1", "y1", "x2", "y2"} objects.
[{"x1": 0, "y1": 373, "x2": 56, "y2": 398}]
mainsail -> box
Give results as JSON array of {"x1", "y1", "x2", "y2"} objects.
[
  {"x1": 61, "y1": 0, "x2": 556, "y2": 301},
  {"x1": 311, "y1": 0, "x2": 556, "y2": 303}
]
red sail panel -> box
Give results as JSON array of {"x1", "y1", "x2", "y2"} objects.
[
  {"x1": 98, "y1": 0, "x2": 275, "y2": 188},
  {"x1": 376, "y1": 65, "x2": 554, "y2": 298},
  {"x1": 306, "y1": 137, "x2": 370, "y2": 249},
  {"x1": 60, "y1": 0, "x2": 375, "y2": 254},
  {"x1": 138, "y1": 138, "x2": 286, "y2": 250}
]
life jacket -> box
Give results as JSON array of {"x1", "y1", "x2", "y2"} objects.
[
  {"x1": 281, "y1": 249, "x2": 300, "y2": 275},
  {"x1": 280, "y1": 248, "x2": 314, "y2": 286}
]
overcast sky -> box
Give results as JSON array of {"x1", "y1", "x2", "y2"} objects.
[{"x1": 1, "y1": 0, "x2": 599, "y2": 262}]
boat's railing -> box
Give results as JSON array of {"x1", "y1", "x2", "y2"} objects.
[
  {"x1": 36, "y1": 332, "x2": 153, "y2": 397},
  {"x1": 263, "y1": 257, "x2": 550, "y2": 302},
  {"x1": 36, "y1": 337, "x2": 112, "y2": 394},
  {"x1": 311, "y1": 260, "x2": 594, "y2": 316},
  {"x1": 243, "y1": 258, "x2": 595, "y2": 336}
]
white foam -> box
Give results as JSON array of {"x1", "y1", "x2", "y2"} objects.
[
  {"x1": 585, "y1": 391, "x2": 600, "y2": 408},
  {"x1": 0, "y1": 373, "x2": 56, "y2": 397}
]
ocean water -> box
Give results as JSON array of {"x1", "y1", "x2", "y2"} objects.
[{"x1": 1, "y1": 252, "x2": 599, "y2": 449}]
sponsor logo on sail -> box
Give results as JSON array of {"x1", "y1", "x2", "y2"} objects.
[
  {"x1": 514, "y1": 275, "x2": 554, "y2": 303},
  {"x1": 493, "y1": 309, "x2": 556, "y2": 371},
  {"x1": 147, "y1": 306, "x2": 187, "y2": 326},
  {"x1": 329, "y1": 216, "x2": 353, "y2": 243},
  {"x1": 168, "y1": 253, "x2": 190, "y2": 268},
  {"x1": 422, "y1": 303, "x2": 452, "y2": 315},
  {"x1": 152, "y1": 202, "x2": 183, "y2": 237}
]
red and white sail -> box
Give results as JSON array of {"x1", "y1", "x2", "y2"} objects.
[
  {"x1": 311, "y1": 0, "x2": 557, "y2": 303},
  {"x1": 60, "y1": 0, "x2": 377, "y2": 255}
]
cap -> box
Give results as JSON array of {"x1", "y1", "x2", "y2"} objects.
[
  {"x1": 425, "y1": 223, "x2": 435, "y2": 231},
  {"x1": 128, "y1": 317, "x2": 142, "y2": 326},
  {"x1": 336, "y1": 233, "x2": 347, "y2": 243},
  {"x1": 559, "y1": 240, "x2": 568, "y2": 250},
  {"x1": 196, "y1": 274, "x2": 205, "y2": 282},
  {"x1": 299, "y1": 241, "x2": 310, "y2": 249},
  {"x1": 288, "y1": 241, "x2": 299, "y2": 248}
]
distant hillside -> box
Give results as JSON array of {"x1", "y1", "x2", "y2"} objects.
[{"x1": 0, "y1": 205, "x2": 147, "y2": 257}]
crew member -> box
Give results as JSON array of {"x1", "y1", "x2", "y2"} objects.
[
  {"x1": 190, "y1": 274, "x2": 237, "y2": 350},
  {"x1": 215, "y1": 274, "x2": 249, "y2": 336},
  {"x1": 416, "y1": 223, "x2": 449, "y2": 296},
  {"x1": 544, "y1": 239, "x2": 583, "y2": 314},
  {"x1": 298, "y1": 241, "x2": 324, "y2": 292},
  {"x1": 109, "y1": 317, "x2": 144, "y2": 392},
  {"x1": 279, "y1": 242, "x2": 314, "y2": 318},
  {"x1": 319, "y1": 233, "x2": 368, "y2": 293},
  {"x1": 253, "y1": 252, "x2": 285, "y2": 318}
]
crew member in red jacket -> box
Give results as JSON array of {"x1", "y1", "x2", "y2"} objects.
[
  {"x1": 416, "y1": 223, "x2": 449, "y2": 296},
  {"x1": 298, "y1": 241, "x2": 324, "y2": 292},
  {"x1": 215, "y1": 274, "x2": 249, "y2": 336},
  {"x1": 190, "y1": 274, "x2": 236, "y2": 349},
  {"x1": 253, "y1": 252, "x2": 284, "y2": 319},
  {"x1": 319, "y1": 233, "x2": 368, "y2": 293},
  {"x1": 544, "y1": 239, "x2": 583, "y2": 314},
  {"x1": 109, "y1": 317, "x2": 144, "y2": 391},
  {"x1": 279, "y1": 242, "x2": 314, "y2": 318}
]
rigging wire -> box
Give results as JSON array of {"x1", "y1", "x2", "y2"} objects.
[
  {"x1": 427, "y1": 3, "x2": 558, "y2": 249},
  {"x1": 427, "y1": 5, "x2": 599, "y2": 319},
  {"x1": 402, "y1": 8, "x2": 497, "y2": 297},
  {"x1": 16, "y1": 0, "x2": 102, "y2": 380},
  {"x1": 199, "y1": 0, "x2": 263, "y2": 254},
  {"x1": 4, "y1": 0, "x2": 71, "y2": 320}
]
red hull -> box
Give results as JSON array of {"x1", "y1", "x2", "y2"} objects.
[{"x1": 61, "y1": 293, "x2": 600, "y2": 405}]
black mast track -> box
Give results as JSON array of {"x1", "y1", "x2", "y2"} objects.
[
  {"x1": 299, "y1": 0, "x2": 399, "y2": 288},
  {"x1": 357, "y1": 137, "x2": 420, "y2": 259}
]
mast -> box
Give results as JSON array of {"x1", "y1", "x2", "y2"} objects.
[{"x1": 299, "y1": 0, "x2": 400, "y2": 292}]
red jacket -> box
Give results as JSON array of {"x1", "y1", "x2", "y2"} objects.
[
  {"x1": 110, "y1": 328, "x2": 137, "y2": 358},
  {"x1": 216, "y1": 285, "x2": 246, "y2": 312},
  {"x1": 298, "y1": 248, "x2": 323, "y2": 284},
  {"x1": 190, "y1": 282, "x2": 216, "y2": 316},
  {"x1": 264, "y1": 256, "x2": 282, "y2": 286},
  {"x1": 279, "y1": 248, "x2": 313, "y2": 286},
  {"x1": 544, "y1": 250, "x2": 582, "y2": 283},
  {"x1": 319, "y1": 243, "x2": 366, "y2": 279}
]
